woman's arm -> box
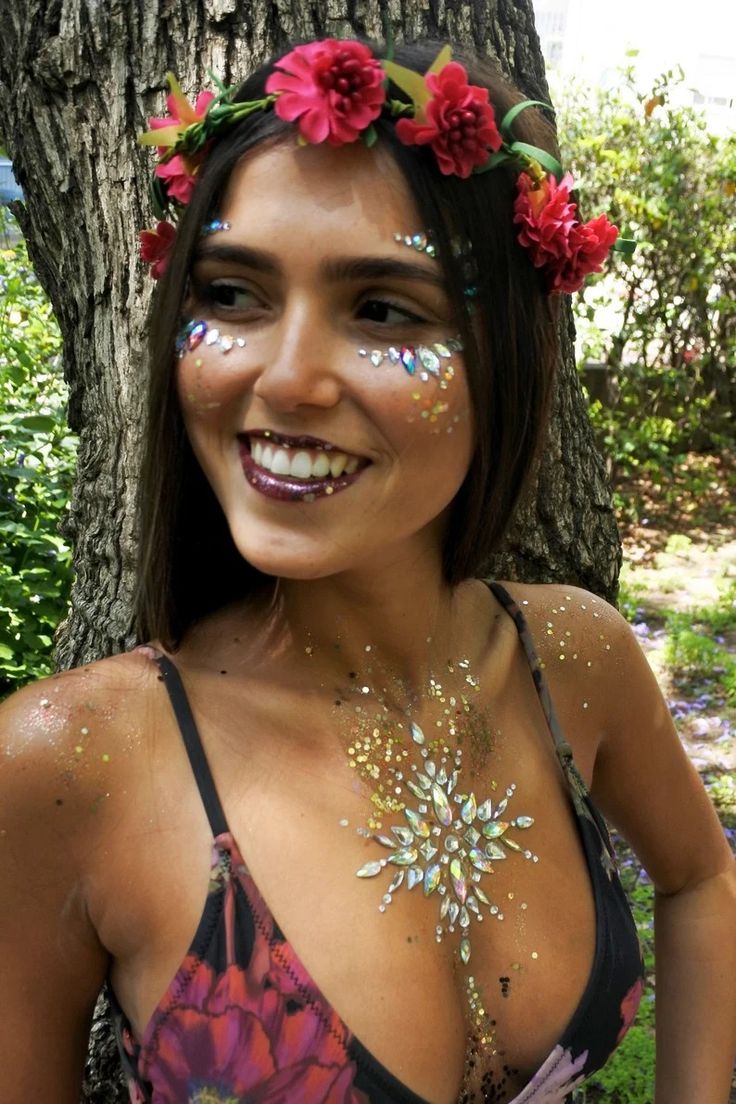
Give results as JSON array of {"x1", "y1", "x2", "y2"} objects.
[
  {"x1": 0, "y1": 673, "x2": 111, "y2": 1101},
  {"x1": 587, "y1": 602, "x2": 736, "y2": 1104},
  {"x1": 654, "y1": 870, "x2": 736, "y2": 1102}
]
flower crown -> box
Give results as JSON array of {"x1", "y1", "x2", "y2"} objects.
[{"x1": 138, "y1": 40, "x2": 633, "y2": 292}]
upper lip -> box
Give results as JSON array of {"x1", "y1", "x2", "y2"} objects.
[{"x1": 240, "y1": 429, "x2": 367, "y2": 460}]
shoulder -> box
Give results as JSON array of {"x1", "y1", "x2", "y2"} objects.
[
  {"x1": 494, "y1": 581, "x2": 732, "y2": 890},
  {"x1": 491, "y1": 579, "x2": 648, "y2": 716},
  {"x1": 0, "y1": 648, "x2": 161, "y2": 865}
]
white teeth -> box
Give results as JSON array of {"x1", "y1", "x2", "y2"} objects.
[
  {"x1": 312, "y1": 452, "x2": 331, "y2": 478},
  {"x1": 249, "y1": 438, "x2": 362, "y2": 480},
  {"x1": 271, "y1": 448, "x2": 291, "y2": 475},
  {"x1": 290, "y1": 451, "x2": 312, "y2": 479},
  {"x1": 329, "y1": 453, "x2": 348, "y2": 478}
]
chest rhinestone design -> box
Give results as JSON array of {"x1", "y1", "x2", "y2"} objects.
[{"x1": 355, "y1": 720, "x2": 537, "y2": 967}]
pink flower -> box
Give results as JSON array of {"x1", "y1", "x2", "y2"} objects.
[
  {"x1": 140, "y1": 958, "x2": 370, "y2": 1103},
  {"x1": 154, "y1": 151, "x2": 205, "y2": 205},
  {"x1": 139, "y1": 220, "x2": 176, "y2": 279},
  {"x1": 513, "y1": 171, "x2": 619, "y2": 293},
  {"x1": 617, "y1": 977, "x2": 645, "y2": 1043},
  {"x1": 394, "y1": 61, "x2": 502, "y2": 178},
  {"x1": 147, "y1": 75, "x2": 215, "y2": 154},
  {"x1": 265, "y1": 40, "x2": 386, "y2": 145}
]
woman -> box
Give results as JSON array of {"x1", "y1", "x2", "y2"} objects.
[{"x1": 1, "y1": 37, "x2": 734, "y2": 1104}]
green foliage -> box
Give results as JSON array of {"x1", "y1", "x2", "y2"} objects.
[
  {"x1": 554, "y1": 66, "x2": 736, "y2": 482},
  {"x1": 0, "y1": 208, "x2": 76, "y2": 697},
  {"x1": 663, "y1": 585, "x2": 736, "y2": 702}
]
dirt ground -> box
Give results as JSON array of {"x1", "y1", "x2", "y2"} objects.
[{"x1": 617, "y1": 455, "x2": 736, "y2": 775}]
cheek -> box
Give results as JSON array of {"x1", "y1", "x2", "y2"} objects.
[{"x1": 359, "y1": 343, "x2": 472, "y2": 441}]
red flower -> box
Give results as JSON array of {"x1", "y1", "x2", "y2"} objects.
[
  {"x1": 139, "y1": 959, "x2": 370, "y2": 1103},
  {"x1": 147, "y1": 76, "x2": 215, "y2": 154},
  {"x1": 139, "y1": 220, "x2": 176, "y2": 279},
  {"x1": 513, "y1": 171, "x2": 619, "y2": 293},
  {"x1": 394, "y1": 62, "x2": 502, "y2": 178},
  {"x1": 265, "y1": 40, "x2": 386, "y2": 145},
  {"x1": 154, "y1": 151, "x2": 205, "y2": 206},
  {"x1": 617, "y1": 977, "x2": 645, "y2": 1043}
]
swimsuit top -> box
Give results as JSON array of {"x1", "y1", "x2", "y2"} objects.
[{"x1": 109, "y1": 582, "x2": 645, "y2": 1104}]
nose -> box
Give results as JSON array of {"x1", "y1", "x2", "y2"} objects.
[{"x1": 252, "y1": 299, "x2": 343, "y2": 414}]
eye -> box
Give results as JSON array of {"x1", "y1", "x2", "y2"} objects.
[
  {"x1": 358, "y1": 297, "x2": 426, "y2": 326},
  {"x1": 204, "y1": 280, "x2": 261, "y2": 312}
]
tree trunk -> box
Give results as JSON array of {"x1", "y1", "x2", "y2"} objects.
[{"x1": 0, "y1": 1, "x2": 620, "y2": 1098}]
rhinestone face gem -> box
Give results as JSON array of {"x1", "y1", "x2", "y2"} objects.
[
  {"x1": 450, "y1": 858, "x2": 468, "y2": 903},
  {"x1": 406, "y1": 866, "x2": 423, "y2": 890},
  {"x1": 419, "y1": 840, "x2": 438, "y2": 861},
  {"x1": 370, "y1": 350, "x2": 384, "y2": 366},
  {"x1": 388, "y1": 848, "x2": 418, "y2": 866},
  {"x1": 460, "y1": 937, "x2": 471, "y2": 965},
  {"x1": 418, "y1": 346, "x2": 441, "y2": 375},
  {"x1": 461, "y1": 794, "x2": 477, "y2": 825},
  {"x1": 477, "y1": 799, "x2": 493, "y2": 821},
  {"x1": 205, "y1": 328, "x2": 220, "y2": 345},
  {"x1": 411, "y1": 722, "x2": 425, "y2": 745},
  {"x1": 186, "y1": 320, "x2": 207, "y2": 350},
  {"x1": 388, "y1": 871, "x2": 405, "y2": 893},
  {"x1": 444, "y1": 834, "x2": 460, "y2": 852},
  {"x1": 424, "y1": 863, "x2": 441, "y2": 895},
  {"x1": 514, "y1": 816, "x2": 535, "y2": 829},
  {"x1": 432, "y1": 783, "x2": 453, "y2": 827},
  {"x1": 400, "y1": 346, "x2": 416, "y2": 374},
  {"x1": 392, "y1": 826, "x2": 414, "y2": 847},
  {"x1": 406, "y1": 780, "x2": 427, "y2": 801},
  {"x1": 485, "y1": 842, "x2": 507, "y2": 860},
  {"x1": 219, "y1": 335, "x2": 234, "y2": 352},
  {"x1": 405, "y1": 808, "x2": 431, "y2": 838},
  {"x1": 469, "y1": 848, "x2": 495, "y2": 873},
  {"x1": 356, "y1": 861, "x2": 383, "y2": 878},
  {"x1": 482, "y1": 820, "x2": 509, "y2": 839}
]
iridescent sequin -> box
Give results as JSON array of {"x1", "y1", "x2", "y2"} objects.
[{"x1": 176, "y1": 319, "x2": 246, "y2": 359}]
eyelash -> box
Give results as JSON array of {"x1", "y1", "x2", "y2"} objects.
[{"x1": 196, "y1": 280, "x2": 428, "y2": 327}]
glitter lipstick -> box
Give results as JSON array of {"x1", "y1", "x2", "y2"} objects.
[{"x1": 238, "y1": 439, "x2": 367, "y2": 502}]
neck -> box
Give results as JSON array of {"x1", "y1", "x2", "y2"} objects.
[{"x1": 255, "y1": 555, "x2": 490, "y2": 695}]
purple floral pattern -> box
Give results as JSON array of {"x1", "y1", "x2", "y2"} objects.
[{"x1": 510, "y1": 1045, "x2": 588, "y2": 1103}]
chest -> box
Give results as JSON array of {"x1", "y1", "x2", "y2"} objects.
[{"x1": 98, "y1": 680, "x2": 600, "y2": 1103}]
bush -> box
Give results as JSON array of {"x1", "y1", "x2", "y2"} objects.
[
  {"x1": 553, "y1": 64, "x2": 736, "y2": 480},
  {"x1": 0, "y1": 208, "x2": 77, "y2": 698}
]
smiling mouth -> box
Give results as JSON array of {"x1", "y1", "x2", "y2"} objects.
[{"x1": 237, "y1": 431, "x2": 370, "y2": 502}]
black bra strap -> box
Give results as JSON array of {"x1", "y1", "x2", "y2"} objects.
[
  {"x1": 486, "y1": 580, "x2": 568, "y2": 755},
  {"x1": 154, "y1": 653, "x2": 230, "y2": 838}
]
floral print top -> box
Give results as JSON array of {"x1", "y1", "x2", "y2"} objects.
[{"x1": 109, "y1": 582, "x2": 645, "y2": 1103}]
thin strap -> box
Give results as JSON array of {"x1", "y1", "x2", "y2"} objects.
[
  {"x1": 154, "y1": 653, "x2": 230, "y2": 838},
  {"x1": 487, "y1": 580, "x2": 568, "y2": 755}
]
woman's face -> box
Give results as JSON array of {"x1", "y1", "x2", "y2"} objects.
[{"x1": 177, "y1": 139, "x2": 474, "y2": 581}]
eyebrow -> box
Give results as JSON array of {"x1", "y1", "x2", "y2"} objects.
[{"x1": 193, "y1": 243, "x2": 445, "y2": 288}]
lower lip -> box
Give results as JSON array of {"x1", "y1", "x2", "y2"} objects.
[{"x1": 238, "y1": 441, "x2": 367, "y2": 502}]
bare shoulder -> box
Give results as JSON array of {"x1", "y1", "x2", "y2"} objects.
[
  {"x1": 0, "y1": 649, "x2": 162, "y2": 1096},
  {"x1": 495, "y1": 580, "x2": 732, "y2": 891},
  {"x1": 491, "y1": 580, "x2": 644, "y2": 729},
  {"x1": 0, "y1": 647, "x2": 160, "y2": 860}
]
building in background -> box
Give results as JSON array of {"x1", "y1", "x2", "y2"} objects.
[{"x1": 533, "y1": 0, "x2": 735, "y2": 133}]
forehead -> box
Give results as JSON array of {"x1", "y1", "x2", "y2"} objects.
[{"x1": 218, "y1": 140, "x2": 422, "y2": 248}]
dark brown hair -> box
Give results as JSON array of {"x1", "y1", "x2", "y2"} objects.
[{"x1": 134, "y1": 39, "x2": 561, "y2": 650}]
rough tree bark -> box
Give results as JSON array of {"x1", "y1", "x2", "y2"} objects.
[{"x1": 0, "y1": 1, "x2": 621, "y2": 1098}]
